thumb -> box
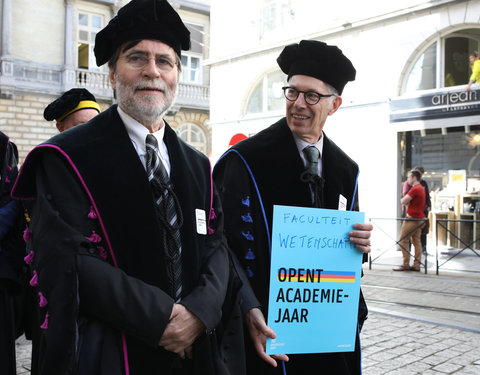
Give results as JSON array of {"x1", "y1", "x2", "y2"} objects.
[{"x1": 254, "y1": 318, "x2": 276, "y2": 339}]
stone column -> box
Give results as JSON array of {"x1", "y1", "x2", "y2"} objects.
[
  {"x1": 0, "y1": 0, "x2": 15, "y2": 97},
  {"x1": 62, "y1": 0, "x2": 77, "y2": 90}
]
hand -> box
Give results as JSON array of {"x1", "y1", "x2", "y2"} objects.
[
  {"x1": 158, "y1": 303, "x2": 205, "y2": 358},
  {"x1": 245, "y1": 308, "x2": 289, "y2": 367},
  {"x1": 349, "y1": 222, "x2": 373, "y2": 253}
]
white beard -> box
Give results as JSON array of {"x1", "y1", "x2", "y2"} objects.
[{"x1": 114, "y1": 73, "x2": 178, "y2": 126}]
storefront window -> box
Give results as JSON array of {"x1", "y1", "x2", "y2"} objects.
[{"x1": 403, "y1": 126, "x2": 480, "y2": 192}]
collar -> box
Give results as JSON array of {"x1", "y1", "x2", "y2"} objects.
[
  {"x1": 117, "y1": 106, "x2": 170, "y2": 173},
  {"x1": 293, "y1": 132, "x2": 324, "y2": 158}
]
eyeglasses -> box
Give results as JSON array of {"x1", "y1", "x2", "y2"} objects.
[
  {"x1": 282, "y1": 86, "x2": 335, "y2": 105},
  {"x1": 121, "y1": 52, "x2": 177, "y2": 72}
]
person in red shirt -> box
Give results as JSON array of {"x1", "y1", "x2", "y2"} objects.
[{"x1": 394, "y1": 169, "x2": 426, "y2": 271}]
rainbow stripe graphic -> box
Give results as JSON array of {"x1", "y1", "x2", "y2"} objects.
[{"x1": 277, "y1": 269, "x2": 356, "y2": 283}]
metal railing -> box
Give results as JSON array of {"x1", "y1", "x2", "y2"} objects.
[
  {"x1": 435, "y1": 217, "x2": 480, "y2": 275},
  {"x1": 368, "y1": 216, "x2": 480, "y2": 275},
  {"x1": 368, "y1": 217, "x2": 428, "y2": 273}
]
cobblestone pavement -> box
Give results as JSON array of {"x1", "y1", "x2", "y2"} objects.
[
  {"x1": 15, "y1": 335, "x2": 31, "y2": 375},
  {"x1": 361, "y1": 312, "x2": 480, "y2": 374}
]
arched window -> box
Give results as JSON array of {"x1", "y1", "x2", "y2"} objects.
[
  {"x1": 245, "y1": 69, "x2": 286, "y2": 115},
  {"x1": 177, "y1": 123, "x2": 207, "y2": 155},
  {"x1": 403, "y1": 28, "x2": 480, "y2": 94}
]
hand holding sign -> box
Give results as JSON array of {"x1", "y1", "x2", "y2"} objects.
[{"x1": 245, "y1": 308, "x2": 289, "y2": 367}]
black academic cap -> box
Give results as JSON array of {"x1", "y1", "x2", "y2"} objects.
[
  {"x1": 43, "y1": 88, "x2": 99, "y2": 122},
  {"x1": 94, "y1": 0, "x2": 190, "y2": 67},
  {"x1": 277, "y1": 40, "x2": 356, "y2": 95}
]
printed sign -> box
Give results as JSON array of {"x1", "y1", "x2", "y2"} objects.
[{"x1": 266, "y1": 205, "x2": 364, "y2": 355}]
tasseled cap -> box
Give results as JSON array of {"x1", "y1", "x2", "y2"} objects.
[
  {"x1": 44, "y1": 88, "x2": 100, "y2": 122},
  {"x1": 94, "y1": 0, "x2": 191, "y2": 67},
  {"x1": 277, "y1": 40, "x2": 356, "y2": 95}
]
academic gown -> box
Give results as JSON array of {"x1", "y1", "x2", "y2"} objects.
[
  {"x1": 0, "y1": 133, "x2": 26, "y2": 375},
  {"x1": 213, "y1": 118, "x2": 368, "y2": 375},
  {"x1": 12, "y1": 105, "x2": 231, "y2": 375}
]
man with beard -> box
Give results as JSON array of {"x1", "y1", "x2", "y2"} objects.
[{"x1": 12, "y1": 1, "x2": 230, "y2": 374}]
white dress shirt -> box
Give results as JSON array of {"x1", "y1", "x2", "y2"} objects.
[
  {"x1": 293, "y1": 132, "x2": 324, "y2": 176},
  {"x1": 117, "y1": 106, "x2": 171, "y2": 176}
]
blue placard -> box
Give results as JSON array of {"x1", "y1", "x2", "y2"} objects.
[{"x1": 266, "y1": 205, "x2": 365, "y2": 355}]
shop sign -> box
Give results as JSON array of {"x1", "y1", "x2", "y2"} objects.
[{"x1": 389, "y1": 88, "x2": 480, "y2": 123}]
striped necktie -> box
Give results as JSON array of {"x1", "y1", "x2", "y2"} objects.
[
  {"x1": 301, "y1": 146, "x2": 324, "y2": 207},
  {"x1": 145, "y1": 134, "x2": 183, "y2": 300},
  {"x1": 303, "y1": 146, "x2": 320, "y2": 176}
]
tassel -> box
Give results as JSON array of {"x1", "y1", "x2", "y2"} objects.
[
  {"x1": 209, "y1": 208, "x2": 216, "y2": 220},
  {"x1": 24, "y1": 250, "x2": 35, "y2": 265},
  {"x1": 88, "y1": 206, "x2": 98, "y2": 220},
  {"x1": 23, "y1": 228, "x2": 32, "y2": 242},
  {"x1": 40, "y1": 312, "x2": 49, "y2": 330},
  {"x1": 241, "y1": 213, "x2": 253, "y2": 223},
  {"x1": 241, "y1": 196, "x2": 250, "y2": 207},
  {"x1": 245, "y1": 248, "x2": 256, "y2": 260},
  {"x1": 98, "y1": 246, "x2": 107, "y2": 260},
  {"x1": 30, "y1": 270, "x2": 38, "y2": 287},
  {"x1": 208, "y1": 227, "x2": 215, "y2": 235},
  {"x1": 86, "y1": 231, "x2": 102, "y2": 243},
  {"x1": 38, "y1": 292, "x2": 48, "y2": 308},
  {"x1": 241, "y1": 231, "x2": 254, "y2": 241}
]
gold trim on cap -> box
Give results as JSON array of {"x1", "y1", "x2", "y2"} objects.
[{"x1": 57, "y1": 100, "x2": 101, "y2": 122}]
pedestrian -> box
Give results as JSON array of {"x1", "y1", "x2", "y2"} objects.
[
  {"x1": 12, "y1": 1, "x2": 230, "y2": 374},
  {"x1": 394, "y1": 169, "x2": 426, "y2": 271},
  {"x1": 214, "y1": 39, "x2": 373, "y2": 374},
  {"x1": 401, "y1": 166, "x2": 431, "y2": 253},
  {"x1": 43, "y1": 88, "x2": 101, "y2": 132},
  {"x1": 0, "y1": 132, "x2": 25, "y2": 375},
  {"x1": 412, "y1": 166, "x2": 431, "y2": 253}
]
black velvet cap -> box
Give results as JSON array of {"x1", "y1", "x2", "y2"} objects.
[
  {"x1": 44, "y1": 89, "x2": 99, "y2": 121},
  {"x1": 94, "y1": 0, "x2": 191, "y2": 67},
  {"x1": 277, "y1": 40, "x2": 356, "y2": 95}
]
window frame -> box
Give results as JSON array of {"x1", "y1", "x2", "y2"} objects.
[
  {"x1": 401, "y1": 28, "x2": 480, "y2": 95},
  {"x1": 177, "y1": 123, "x2": 207, "y2": 155},
  {"x1": 75, "y1": 9, "x2": 106, "y2": 71}
]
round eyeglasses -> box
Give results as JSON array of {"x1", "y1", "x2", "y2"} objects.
[
  {"x1": 121, "y1": 52, "x2": 177, "y2": 72},
  {"x1": 282, "y1": 86, "x2": 335, "y2": 105}
]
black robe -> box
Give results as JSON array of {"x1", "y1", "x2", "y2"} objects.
[
  {"x1": 213, "y1": 118, "x2": 368, "y2": 375},
  {"x1": 0, "y1": 132, "x2": 26, "y2": 375},
  {"x1": 12, "y1": 105, "x2": 230, "y2": 375}
]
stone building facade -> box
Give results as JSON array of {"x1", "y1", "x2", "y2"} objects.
[{"x1": 0, "y1": 0, "x2": 211, "y2": 161}]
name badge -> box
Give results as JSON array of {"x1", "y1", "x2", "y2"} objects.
[
  {"x1": 338, "y1": 194, "x2": 347, "y2": 211},
  {"x1": 195, "y1": 209, "x2": 207, "y2": 235}
]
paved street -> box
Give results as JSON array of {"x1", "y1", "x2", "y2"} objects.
[
  {"x1": 15, "y1": 251, "x2": 480, "y2": 374},
  {"x1": 361, "y1": 312, "x2": 480, "y2": 374},
  {"x1": 361, "y1": 265, "x2": 480, "y2": 374}
]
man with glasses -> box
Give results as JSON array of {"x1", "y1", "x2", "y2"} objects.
[
  {"x1": 12, "y1": 1, "x2": 230, "y2": 374},
  {"x1": 214, "y1": 40, "x2": 372, "y2": 374}
]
